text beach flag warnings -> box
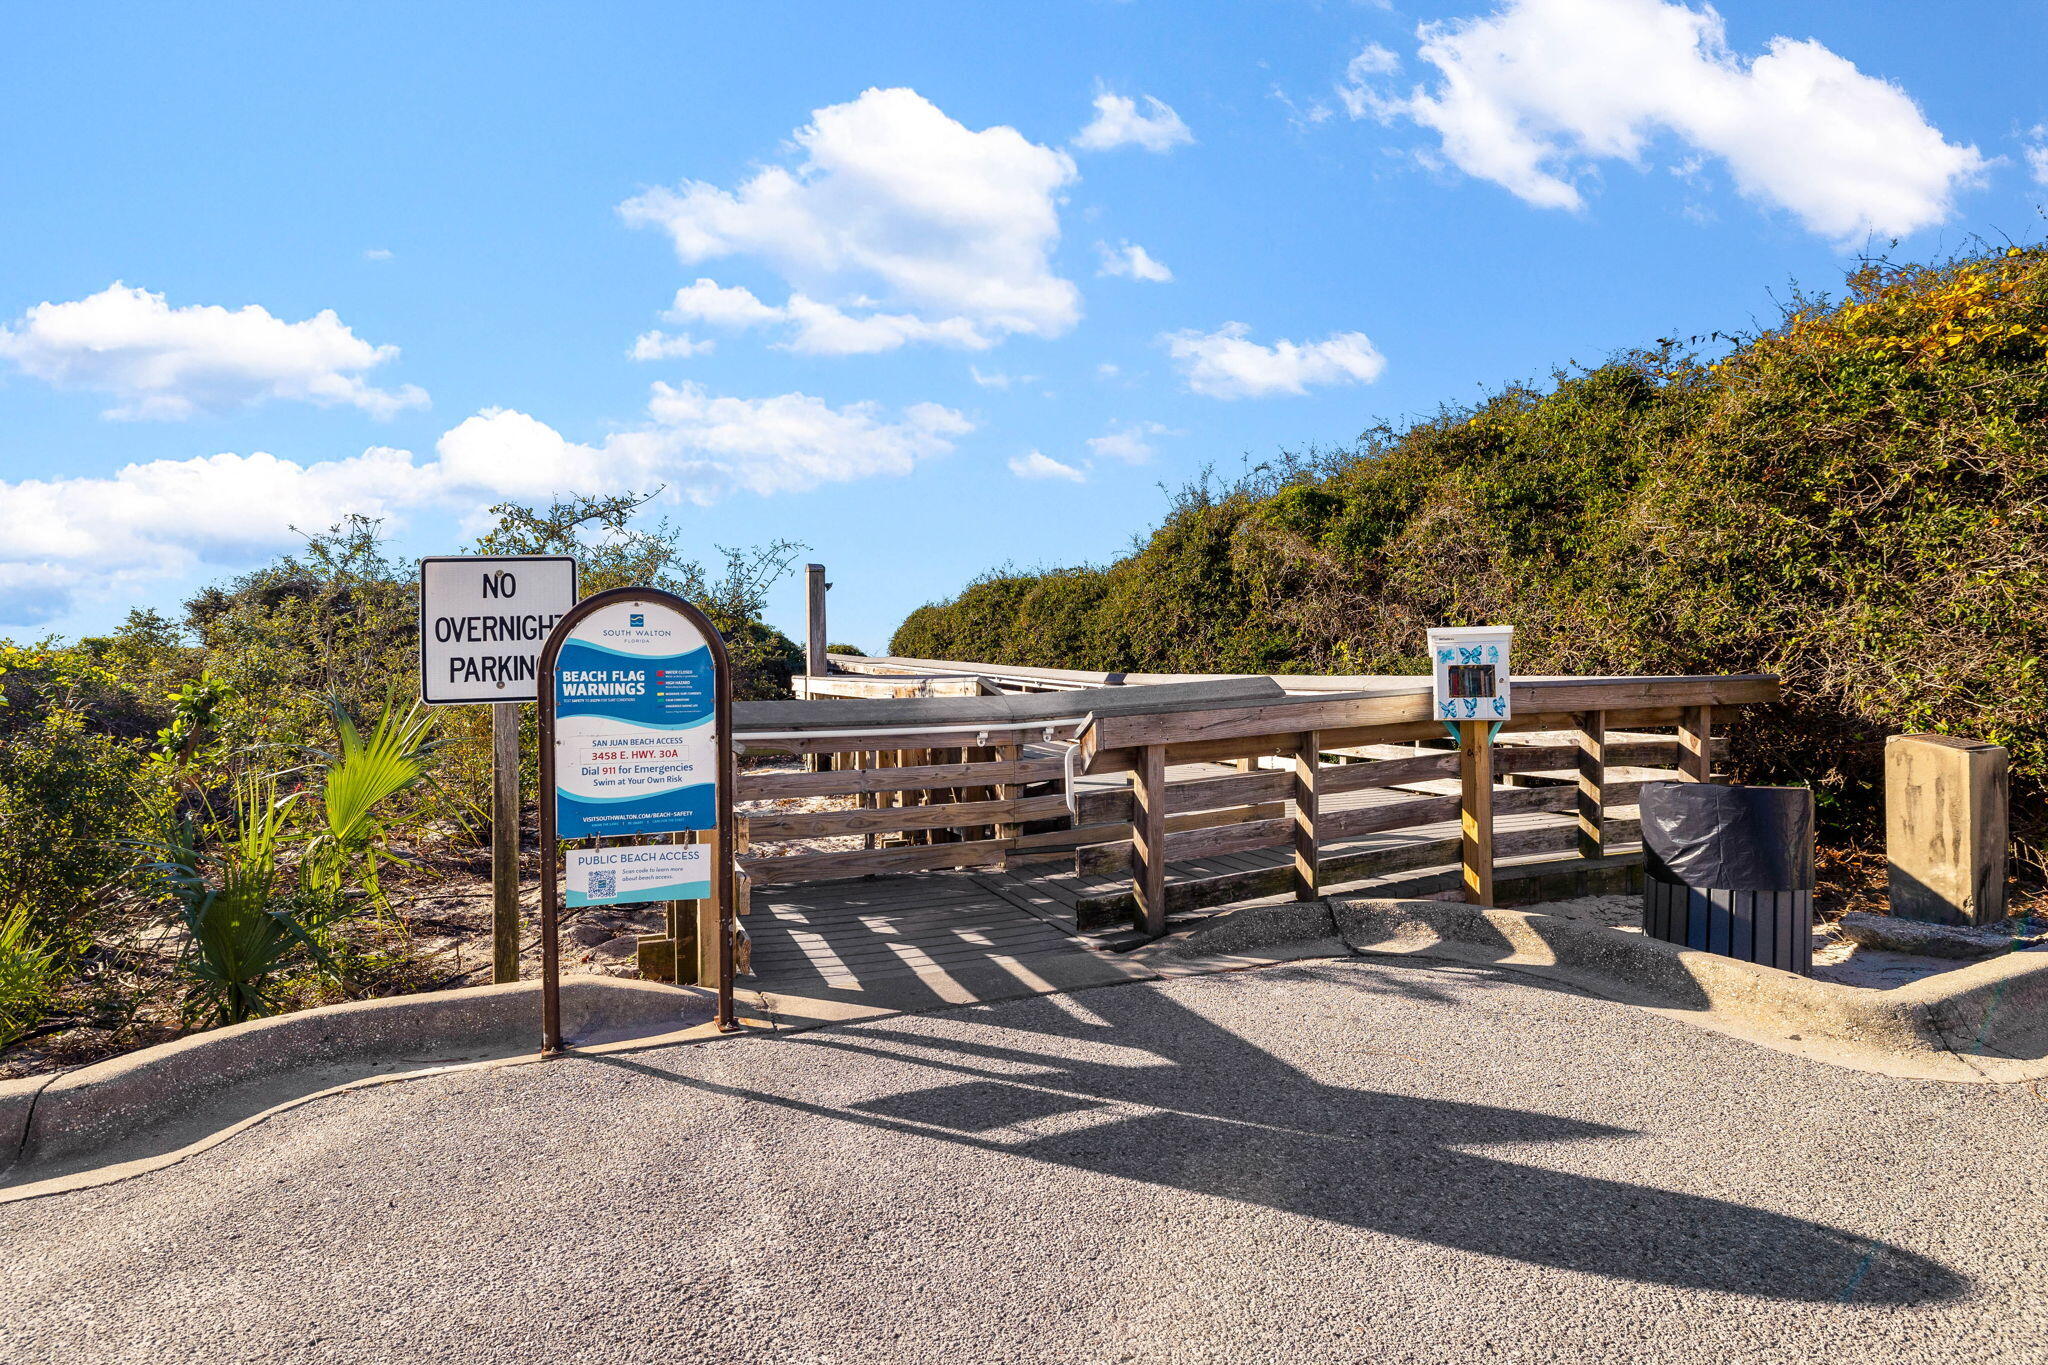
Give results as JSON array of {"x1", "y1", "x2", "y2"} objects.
[
  {"x1": 551, "y1": 597, "x2": 719, "y2": 841},
  {"x1": 419, "y1": 556, "x2": 578, "y2": 704}
]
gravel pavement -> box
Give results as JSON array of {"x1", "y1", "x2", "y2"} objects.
[{"x1": 2, "y1": 958, "x2": 2043, "y2": 1364}]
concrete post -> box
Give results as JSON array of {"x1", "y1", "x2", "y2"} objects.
[{"x1": 1886, "y1": 734, "x2": 2008, "y2": 926}]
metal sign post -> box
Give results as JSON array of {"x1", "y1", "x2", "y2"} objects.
[
  {"x1": 536, "y1": 586, "x2": 738, "y2": 1054},
  {"x1": 418, "y1": 555, "x2": 578, "y2": 983}
]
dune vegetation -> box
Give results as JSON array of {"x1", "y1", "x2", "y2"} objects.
[
  {"x1": 0, "y1": 493, "x2": 801, "y2": 1068},
  {"x1": 894, "y1": 244, "x2": 2048, "y2": 870}
]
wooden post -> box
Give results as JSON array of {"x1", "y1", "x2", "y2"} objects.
[
  {"x1": 861, "y1": 750, "x2": 877, "y2": 851},
  {"x1": 1291, "y1": 731, "x2": 1322, "y2": 901},
  {"x1": 1678, "y1": 705, "x2": 1713, "y2": 782},
  {"x1": 804, "y1": 563, "x2": 828, "y2": 676},
  {"x1": 1575, "y1": 710, "x2": 1605, "y2": 860},
  {"x1": 911, "y1": 748, "x2": 931, "y2": 844},
  {"x1": 801, "y1": 563, "x2": 828, "y2": 774},
  {"x1": 1459, "y1": 721, "x2": 1496, "y2": 907},
  {"x1": 638, "y1": 828, "x2": 696, "y2": 983},
  {"x1": 667, "y1": 831, "x2": 693, "y2": 973},
  {"x1": 995, "y1": 742, "x2": 1024, "y2": 840},
  {"x1": 1132, "y1": 743, "x2": 1168, "y2": 936},
  {"x1": 490, "y1": 701, "x2": 522, "y2": 983},
  {"x1": 1885, "y1": 733, "x2": 2009, "y2": 925}
]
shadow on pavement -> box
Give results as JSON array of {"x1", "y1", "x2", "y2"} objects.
[{"x1": 594, "y1": 965, "x2": 1965, "y2": 1306}]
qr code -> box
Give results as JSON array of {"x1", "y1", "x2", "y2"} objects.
[{"x1": 588, "y1": 870, "x2": 617, "y2": 899}]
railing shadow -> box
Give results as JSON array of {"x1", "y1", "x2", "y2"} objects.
[{"x1": 594, "y1": 968, "x2": 1964, "y2": 1305}]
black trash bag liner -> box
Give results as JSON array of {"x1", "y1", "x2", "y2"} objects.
[{"x1": 1640, "y1": 783, "x2": 1814, "y2": 892}]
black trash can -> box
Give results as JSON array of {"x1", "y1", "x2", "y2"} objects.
[{"x1": 1640, "y1": 782, "x2": 1815, "y2": 974}]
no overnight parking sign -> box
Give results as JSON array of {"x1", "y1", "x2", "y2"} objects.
[{"x1": 418, "y1": 556, "x2": 578, "y2": 704}]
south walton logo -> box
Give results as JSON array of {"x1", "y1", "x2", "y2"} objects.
[{"x1": 629, "y1": 613, "x2": 645, "y2": 627}]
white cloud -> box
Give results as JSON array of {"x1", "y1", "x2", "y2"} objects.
[
  {"x1": 0, "y1": 283, "x2": 428, "y2": 421},
  {"x1": 1351, "y1": 0, "x2": 1985, "y2": 242},
  {"x1": 1163, "y1": 323, "x2": 1386, "y2": 399},
  {"x1": 629, "y1": 383, "x2": 973, "y2": 497},
  {"x1": 1096, "y1": 362, "x2": 1122, "y2": 380},
  {"x1": 657, "y1": 276, "x2": 993, "y2": 356},
  {"x1": 1074, "y1": 93, "x2": 1194, "y2": 153},
  {"x1": 621, "y1": 88, "x2": 1080, "y2": 350},
  {"x1": 778, "y1": 296, "x2": 990, "y2": 355},
  {"x1": 2027, "y1": 125, "x2": 2048, "y2": 186},
  {"x1": 431, "y1": 409, "x2": 606, "y2": 504},
  {"x1": 664, "y1": 279, "x2": 784, "y2": 329},
  {"x1": 0, "y1": 446, "x2": 439, "y2": 623},
  {"x1": 1009, "y1": 450, "x2": 1086, "y2": 482},
  {"x1": 1086, "y1": 420, "x2": 1177, "y2": 464},
  {"x1": 436, "y1": 384, "x2": 973, "y2": 502},
  {"x1": 1338, "y1": 45, "x2": 1402, "y2": 118},
  {"x1": 0, "y1": 383, "x2": 973, "y2": 623},
  {"x1": 1273, "y1": 85, "x2": 1336, "y2": 132},
  {"x1": 969, "y1": 364, "x2": 1039, "y2": 389},
  {"x1": 1096, "y1": 240, "x2": 1173, "y2": 282},
  {"x1": 363, "y1": 247, "x2": 395, "y2": 262},
  {"x1": 629, "y1": 330, "x2": 714, "y2": 361}
]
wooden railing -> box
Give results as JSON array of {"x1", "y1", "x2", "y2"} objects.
[
  {"x1": 733, "y1": 727, "x2": 1084, "y2": 885},
  {"x1": 733, "y1": 670, "x2": 1780, "y2": 934}
]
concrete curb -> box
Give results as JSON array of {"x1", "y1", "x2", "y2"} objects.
[
  {"x1": 1, "y1": 976, "x2": 710, "y2": 1175},
  {"x1": 1322, "y1": 897, "x2": 2048, "y2": 1081}
]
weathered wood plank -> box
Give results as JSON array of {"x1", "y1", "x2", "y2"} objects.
[
  {"x1": 739, "y1": 724, "x2": 1057, "y2": 756},
  {"x1": 1074, "y1": 768, "x2": 1293, "y2": 823},
  {"x1": 791, "y1": 674, "x2": 990, "y2": 699},
  {"x1": 1089, "y1": 707, "x2": 1720, "y2": 775},
  {"x1": 1078, "y1": 677, "x2": 1777, "y2": 772},
  {"x1": 1171, "y1": 815, "x2": 1294, "y2": 864},
  {"x1": 994, "y1": 742, "x2": 1025, "y2": 840},
  {"x1": 1074, "y1": 778, "x2": 1660, "y2": 876},
  {"x1": 1311, "y1": 706, "x2": 1692, "y2": 752},
  {"x1": 743, "y1": 791, "x2": 1072, "y2": 841},
  {"x1": 1072, "y1": 816, "x2": 1646, "y2": 927},
  {"x1": 1513, "y1": 676, "x2": 1776, "y2": 713},
  {"x1": 1678, "y1": 704, "x2": 1713, "y2": 782},
  {"x1": 1133, "y1": 744, "x2": 1168, "y2": 937},
  {"x1": 1292, "y1": 730, "x2": 1321, "y2": 901},
  {"x1": 1011, "y1": 823, "x2": 1119, "y2": 853},
  {"x1": 1318, "y1": 739, "x2": 1684, "y2": 795},
  {"x1": 1577, "y1": 711, "x2": 1605, "y2": 859},
  {"x1": 1319, "y1": 794, "x2": 1462, "y2": 841},
  {"x1": 741, "y1": 838, "x2": 1011, "y2": 885},
  {"x1": 1081, "y1": 692, "x2": 1431, "y2": 767}
]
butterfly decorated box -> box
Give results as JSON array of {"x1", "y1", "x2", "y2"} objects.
[{"x1": 1425, "y1": 625, "x2": 1514, "y2": 723}]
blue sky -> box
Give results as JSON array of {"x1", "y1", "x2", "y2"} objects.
[{"x1": 3, "y1": 0, "x2": 2044, "y2": 651}]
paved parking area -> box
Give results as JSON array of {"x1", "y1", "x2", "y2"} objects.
[{"x1": 2, "y1": 958, "x2": 2042, "y2": 1364}]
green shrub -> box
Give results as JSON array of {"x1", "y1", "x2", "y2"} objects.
[
  {"x1": 303, "y1": 697, "x2": 440, "y2": 914},
  {"x1": 0, "y1": 707, "x2": 147, "y2": 945},
  {"x1": 893, "y1": 243, "x2": 2048, "y2": 863},
  {"x1": 0, "y1": 905, "x2": 60, "y2": 1048},
  {"x1": 138, "y1": 774, "x2": 351, "y2": 1027}
]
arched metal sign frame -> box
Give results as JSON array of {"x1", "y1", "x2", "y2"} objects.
[{"x1": 535, "y1": 586, "x2": 738, "y2": 1051}]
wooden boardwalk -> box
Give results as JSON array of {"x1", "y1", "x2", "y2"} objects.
[{"x1": 744, "y1": 759, "x2": 1646, "y2": 1002}]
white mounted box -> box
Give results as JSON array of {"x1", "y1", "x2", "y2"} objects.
[{"x1": 1426, "y1": 625, "x2": 1514, "y2": 723}]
